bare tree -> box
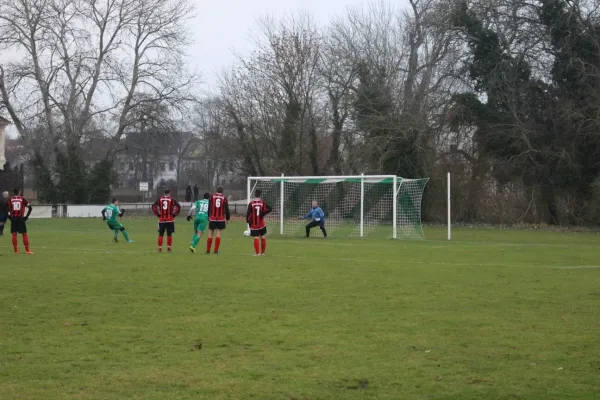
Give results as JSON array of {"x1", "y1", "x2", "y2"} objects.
[
  {"x1": 218, "y1": 13, "x2": 323, "y2": 175},
  {"x1": 0, "y1": 0, "x2": 198, "y2": 159}
]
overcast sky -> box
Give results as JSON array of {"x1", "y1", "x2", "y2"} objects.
[{"x1": 188, "y1": 0, "x2": 404, "y2": 88}]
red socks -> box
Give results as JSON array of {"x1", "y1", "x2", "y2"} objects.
[
  {"x1": 261, "y1": 237, "x2": 266, "y2": 254},
  {"x1": 11, "y1": 234, "x2": 31, "y2": 253},
  {"x1": 254, "y1": 238, "x2": 260, "y2": 254},
  {"x1": 206, "y1": 237, "x2": 222, "y2": 253},
  {"x1": 158, "y1": 236, "x2": 163, "y2": 248},
  {"x1": 167, "y1": 236, "x2": 172, "y2": 248},
  {"x1": 23, "y1": 233, "x2": 30, "y2": 251}
]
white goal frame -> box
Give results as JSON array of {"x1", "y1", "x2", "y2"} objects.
[{"x1": 247, "y1": 174, "x2": 428, "y2": 239}]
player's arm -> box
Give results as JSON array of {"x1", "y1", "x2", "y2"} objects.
[
  {"x1": 224, "y1": 198, "x2": 230, "y2": 221},
  {"x1": 24, "y1": 199, "x2": 32, "y2": 220},
  {"x1": 187, "y1": 203, "x2": 196, "y2": 221},
  {"x1": 172, "y1": 199, "x2": 181, "y2": 217},
  {"x1": 246, "y1": 203, "x2": 252, "y2": 223},
  {"x1": 101, "y1": 207, "x2": 107, "y2": 220},
  {"x1": 299, "y1": 210, "x2": 310, "y2": 219},
  {"x1": 262, "y1": 202, "x2": 272, "y2": 217},
  {"x1": 151, "y1": 199, "x2": 160, "y2": 216}
]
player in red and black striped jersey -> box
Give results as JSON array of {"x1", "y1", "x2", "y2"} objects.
[
  {"x1": 151, "y1": 189, "x2": 181, "y2": 252},
  {"x1": 246, "y1": 189, "x2": 272, "y2": 255},
  {"x1": 205, "y1": 186, "x2": 230, "y2": 254},
  {"x1": 8, "y1": 188, "x2": 33, "y2": 254}
]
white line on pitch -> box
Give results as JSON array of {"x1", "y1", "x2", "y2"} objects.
[{"x1": 29, "y1": 246, "x2": 599, "y2": 270}]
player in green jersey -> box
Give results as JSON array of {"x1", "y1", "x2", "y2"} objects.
[
  {"x1": 101, "y1": 198, "x2": 133, "y2": 243},
  {"x1": 187, "y1": 192, "x2": 210, "y2": 253}
]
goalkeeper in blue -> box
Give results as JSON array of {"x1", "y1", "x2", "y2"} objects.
[
  {"x1": 101, "y1": 199, "x2": 133, "y2": 243},
  {"x1": 187, "y1": 192, "x2": 210, "y2": 253},
  {"x1": 299, "y1": 200, "x2": 328, "y2": 238}
]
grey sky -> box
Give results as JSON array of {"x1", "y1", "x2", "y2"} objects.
[{"x1": 188, "y1": 0, "x2": 401, "y2": 88}]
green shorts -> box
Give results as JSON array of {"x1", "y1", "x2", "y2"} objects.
[
  {"x1": 194, "y1": 218, "x2": 207, "y2": 233},
  {"x1": 107, "y1": 221, "x2": 123, "y2": 231}
]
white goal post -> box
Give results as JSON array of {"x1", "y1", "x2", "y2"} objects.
[{"x1": 247, "y1": 174, "x2": 429, "y2": 239}]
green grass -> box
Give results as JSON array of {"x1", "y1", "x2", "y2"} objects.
[{"x1": 1, "y1": 218, "x2": 600, "y2": 400}]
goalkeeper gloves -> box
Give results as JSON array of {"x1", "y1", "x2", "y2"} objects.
[{"x1": 186, "y1": 216, "x2": 192, "y2": 221}]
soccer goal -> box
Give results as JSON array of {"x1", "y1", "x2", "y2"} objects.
[{"x1": 247, "y1": 175, "x2": 429, "y2": 239}]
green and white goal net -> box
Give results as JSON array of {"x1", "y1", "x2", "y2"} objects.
[{"x1": 247, "y1": 175, "x2": 429, "y2": 239}]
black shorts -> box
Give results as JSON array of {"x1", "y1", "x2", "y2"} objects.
[
  {"x1": 209, "y1": 221, "x2": 226, "y2": 231},
  {"x1": 250, "y1": 227, "x2": 267, "y2": 237},
  {"x1": 158, "y1": 222, "x2": 175, "y2": 236},
  {"x1": 11, "y1": 218, "x2": 27, "y2": 234},
  {"x1": 0, "y1": 213, "x2": 7, "y2": 223}
]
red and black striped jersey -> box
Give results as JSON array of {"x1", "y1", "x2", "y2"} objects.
[
  {"x1": 9, "y1": 196, "x2": 29, "y2": 218},
  {"x1": 208, "y1": 193, "x2": 230, "y2": 222},
  {"x1": 152, "y1": 195, "x2": 181, "y2": 222},
  {"x1": 246, "y1": 198, "x2": 272, "y2": 229}
]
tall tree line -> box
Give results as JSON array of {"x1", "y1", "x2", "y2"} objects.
[
  {"x1": 205, "y1": 0, "x2": 600, "y2": 225},
  {"x1": 2, "y1": 0, "x2": 600, "y2": 224}
]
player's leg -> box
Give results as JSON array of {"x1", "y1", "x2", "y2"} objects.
[
  {"x1": 319, "y1": 220, "x2": 327, "y2": 238},
  {"x1": 166, "y1": 223, "x2": 174, "y2": 251},
  {"x1": 11, "y1": 219, "x2": 18, "y2": 253},
  {"x1": 157, "y1": 223, "x2": 165, "y2": 252},
  {"x1": 251, "y1": 229, "x2": 260, "y2": 255},
  {"x1": 214, "y1": 222, "x2": 225, "y2": 253},
  {"x1": 21, "y1": 221, "x2": 32, "y2": 254},
  {"x1": 305, "y1": 221, "x2": 318, "y2": 237},
  {"x1": 119, "y1": 225, "x2": 132, "y2": 242},
  {"x1": 191, "y1": 220, "x2": 205, "y2": 251},
  {"x1": 260, "y1": 227, "x2": 267, "y2": 255},
  {"x1": 108, "y1": 222, "x2": 118, "y2": 242},
  {"x1": 190, "y1": 219, "x2": 199, "y2": 251},
  {"x1": 206, "y1": 222, "x2": 215, "y2": 253},
  {"x1": 0, "y1": 217, "x2": 5, "y2": 235}
]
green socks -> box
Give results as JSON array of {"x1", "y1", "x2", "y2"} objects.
[
  {"x1": 191, "y1": 234, "x2": 200, "y2": 248},
  {"x1": 122, "y1": 230, "x2": 130, "y2": 242},
  {"x1": 113, "y1": 230, "x2": 119, "y2": 240}
]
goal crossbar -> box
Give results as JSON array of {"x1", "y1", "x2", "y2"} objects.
[{"x1": 247, "y1": 174, "x2": 429, "y2": 239}]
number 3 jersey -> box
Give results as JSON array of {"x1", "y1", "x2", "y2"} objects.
[
  {"x1": 246, "y1": 198, "x2": 272, "y2": 230},
  {"x1": 207, "y1": 193, "x2": 230, "y2": 222},
  {"x1": 152, "y1": 195, "x2": 181, "y2": 222}
]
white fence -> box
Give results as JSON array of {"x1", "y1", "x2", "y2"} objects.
[{"x1": 28, "y1": 202, "x2": 248, "y2": 218}]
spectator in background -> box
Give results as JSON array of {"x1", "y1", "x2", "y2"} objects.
[
  {"x1": 0, "y1": 191, "x2": 8, "y2": 236},
  {"x1": 193, "y1": 184, "x2": 199, "y2": 201},
  {"x1": 185, "y1": 182, "x2": 192, "y2": 203}
]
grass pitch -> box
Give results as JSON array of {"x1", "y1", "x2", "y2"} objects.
[{"x1": 1, "y1": 218, "x2": 599, "y2": 399}]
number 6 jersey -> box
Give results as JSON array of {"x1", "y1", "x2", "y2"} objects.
[{"x1": 207, "y1": 193, "x2": 230, "y2": 222}]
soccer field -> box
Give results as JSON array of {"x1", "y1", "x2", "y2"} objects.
[{"x1": 1, "y1": 219, "x2": 599, "y2": 400}]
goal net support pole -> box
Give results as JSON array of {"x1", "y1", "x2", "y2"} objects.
[
  {"x1": 447, "y1": 172, "x2": 451, "y2": 241},
  {"x1": 247, "y1": 174, "x2": 429, "y2": 239}
]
